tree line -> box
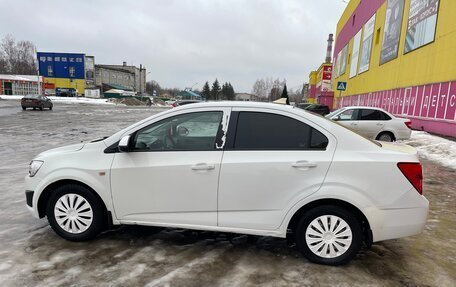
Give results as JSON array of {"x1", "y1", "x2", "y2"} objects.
[
  {"x1": 0, "y1": 35, "x2": 37, "y2": 75},
  {"x1": 201, "y1": 79, "x2": 235, "y2": 101},
  {"x1": 251, "y1": 77, "x2": 306, "y2": 103}
]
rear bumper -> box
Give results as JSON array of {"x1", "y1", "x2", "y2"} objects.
[
  {"x1": 365, "y1": 194, "x2": 429, "y2": 242},
  {"x1": 396, "y1": 128, "x2": 412, "y2": 140}
]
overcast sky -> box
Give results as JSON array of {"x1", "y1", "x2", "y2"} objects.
[{"x1": 0, "y1": 0, "x2": 347, "y2": 92}]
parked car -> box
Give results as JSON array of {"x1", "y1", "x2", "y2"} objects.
[
  {"x1": 326, "y1": 106, "x2": 412, "y2": 142},
  {"x1": 21, "y1": 94, "x2": 53, "y2": 111},
  {"x1": 303, "y1": 104, "x2": 330, "y2": 115},
  {"x1": 25, "y1": 102, "x2": 428, "y2": 265},
  {"x1": 295, "y1": 103, "x2": 312, "y2": 109},
  {"x1": 172, "y1": 100, "x2": 201, "y2": 107}
]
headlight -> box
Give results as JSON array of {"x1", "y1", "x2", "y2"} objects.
[{"x1": 29, "y1": 160, "x2": 44, "y2": 177}]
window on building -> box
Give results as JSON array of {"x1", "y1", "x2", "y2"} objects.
[
  {"x1": 47, "y1": 65, "x2": 53, "y2": 77},
  {"x1": 69, "y1": 66, "x2": 75, "y2": 78},
  {"x1": 234, "y1": 112, "x2": 328, "y2": 150},
  {"x1": 376, "y1": 28, "x2": 381, "y2": 45}
]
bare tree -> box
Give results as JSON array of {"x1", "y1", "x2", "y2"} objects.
[{"x1": 0, "y1": 35, "x2": 37, "y2": 75}]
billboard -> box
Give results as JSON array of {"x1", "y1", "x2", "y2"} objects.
[
  {"x1": 349, "y1": 29, "x2": 362, "y2": 78},
  {"x1": 404, "y1": 0, "x2": 440, "y2": 53},
  {"x1": 38, "y1": 52, "x2": 85, "y2": 79},
  {"x1": 359, "y1": 14, "x2": 376, "y2": 74},
  {"x1": 380, "y1": 0, "x2": 405, "y2": 64}
]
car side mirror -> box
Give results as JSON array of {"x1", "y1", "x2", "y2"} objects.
[
  {"x1": 333, "y1": 116, "x2": 340, "y2": 121},
  {"x1": 118, "y1": 135, "x2": 131, "y2": 152}
]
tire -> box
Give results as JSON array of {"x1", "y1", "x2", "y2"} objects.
[
  {"x1": 39, "y1": 105, "x2": 43, "y2": 111},
  {"x1": 49, "y1": 105, "x2": 53, "y2": 110},
  {"x1": 46, "y1": 184, "x2": 106, "y2": 241},
  {"x1": 376, "y1": 132, "x2": 394, "y2": 142},
  {"x1": 22, "y1": 106, "x2": 26, "y2": 110},
  {"x1": 295, "y1": 205, "x2": 362, "y2": 265}
]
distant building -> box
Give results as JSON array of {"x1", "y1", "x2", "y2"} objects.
[
  {"x1": 95, "y1": 62, "x2": 146, "y2": 94},
  {"x1": 235, "y1": 93, "x2": 259, "y2": 101},
  {"x1": 0, "y1": 74, "x2": 42, "y2": 95},
  {"x1": 37, "y1": 52, "x2": 86, "y2": 96}
]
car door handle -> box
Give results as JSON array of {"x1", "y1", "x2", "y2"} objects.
[
  {"x1": 350, "y1": 122, "x2": 358, "y2": 126},
  {"x1": 191, "y1": 163, "x2": 215, "y2": 171},
  {"x1": 292, "y1": 161, "x2": 317, "y2": 168},
  {"x1": 376, "y1": 123, "x2": 384, "y2": 126}
]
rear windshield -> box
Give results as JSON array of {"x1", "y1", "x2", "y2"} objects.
[{"x1": 24, "y1": 95, "x2": 40, "y2": 99}]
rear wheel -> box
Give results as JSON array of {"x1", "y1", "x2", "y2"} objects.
[
  {"x1": 376, "y1": 132, "x2": 394, "y2": 142},
  {"x1": 22, "y1": 106, "x2": 26, "y2": 110},
  {"x1": 295, "y1": 205, "x2": 362, "y2": 265},
  {"x1": 46, "y1": 184, "x2": 105, "y2": 241}
]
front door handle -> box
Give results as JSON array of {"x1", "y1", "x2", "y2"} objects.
[
  {"x1": 292, "y1": 161, "x2": 317, "y2": 168},
  {"x1": 191, "y1": 163, "x2": 215, "y2": 171}
]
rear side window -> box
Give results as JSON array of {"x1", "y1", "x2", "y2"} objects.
[
  {"x1": 234, "y1": 112, "x2": 328, "y2": 150},
  {"x1": 359, "y1": 109, "x2": 383, "y2": 120}
]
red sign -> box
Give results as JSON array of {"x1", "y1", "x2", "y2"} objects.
[{"x1": 322, "y1": 72, "x2": 332, "y2": 80}]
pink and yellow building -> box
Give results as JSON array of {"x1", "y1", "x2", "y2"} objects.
[{"x1": 332, "y1": 0, "x2": 455, "y2": 137}]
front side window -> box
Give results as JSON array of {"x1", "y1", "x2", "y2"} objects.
[
  {"x1": 132, "y1": 111, "x2": 223, "y2": 151},
  {"x1": 234, "y1": 112, "x2": 328, "y2": 150},
  {"x1": 337, "y1": 109, "x2": 357, "y2": 121}
]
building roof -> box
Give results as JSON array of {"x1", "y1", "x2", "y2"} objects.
[{"x1": 0, "y1": 74, "x2": 42, "y2": 82}]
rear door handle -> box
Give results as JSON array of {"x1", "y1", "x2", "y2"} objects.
[
  {"x1": 292, "y1": 161, "x2": 317, "y2": 168},
  {"x1": 191, "y1": 163, "x2": 215, "y2": 171}
]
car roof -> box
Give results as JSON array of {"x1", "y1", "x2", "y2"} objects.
[
  {"x1": 173, "y1": 101, "x2": 296, "y2": 111},
  {"x1": 339, "y1": 106, "x2": 386, "y2": 111}
]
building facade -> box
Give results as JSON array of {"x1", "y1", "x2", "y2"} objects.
[
  {"x1": 37, "y1": 52, "x2": 86, "y2": 96},
  {"x1": 0, "y1": 75, "x2": 42, "y2": 95},
  {"x1": 308, "y1": 63, "x2": 334, "y2": 107},
  {"x1": 332, "y1": 0, "x2": 455, "y2": 137},
  {"x1": 95, "y1": 63, "x2": 146, "y2": 94}
]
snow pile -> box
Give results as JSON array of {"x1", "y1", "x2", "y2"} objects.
[
  {"x1": 0, "y1": 95, "x2": 116, "y2": 105},
  {"x1": 401, "y1": 131, "x2": 456, "y2": 169}
]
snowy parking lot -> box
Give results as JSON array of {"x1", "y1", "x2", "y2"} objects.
[{"x1": 0, "y1": 99, "x2": 455, "y2": 287}]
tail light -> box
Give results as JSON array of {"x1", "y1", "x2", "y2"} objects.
[
  {"x1": 404, "y1": 121, "x2": 412, "y2": 129},
  {"x1": 397, "y1": 163, "x2": 423, "y2": 195},
  {"x1": 172, "y1": 102, "x2": 178, "y2": 107}
]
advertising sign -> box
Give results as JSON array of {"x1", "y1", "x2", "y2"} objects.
[
  {"x1": 339, "y1": 45, "x2": 348, "y2": 76},
  {"x1": 359, "y1": 14, "x2": 376, "y2": 74},
  {"x1": 404, "y1": 0, "x2": 440, "y2": 53},
  {"x1": 380, "y1": 0, "x2": 405, "y2": 64},
  {"x1": 349, "y1": 29, "x2": 362, "y2": 78}
]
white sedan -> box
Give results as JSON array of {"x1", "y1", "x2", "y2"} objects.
[
  {"x1": 25, "y1": 102, "x2": 428, "y2": 265},
  {"x1": 326, "y1": 106, "x2": 412, "y2": 141}
]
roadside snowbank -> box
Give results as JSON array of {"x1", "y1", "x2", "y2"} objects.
[
  {"x1": 0, "y1": 95, "x2": 116, "y2": 105},
  {"x1": 401, "y1": 131, "x2": 456, "y2": 169}
]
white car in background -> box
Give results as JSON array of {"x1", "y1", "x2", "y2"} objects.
[
  {"x1": 326, "y1": 106, "x2": 412, "y2": 142},
  {"x1": 25, "y1": 102, "x2": 428, "y2": 265}
]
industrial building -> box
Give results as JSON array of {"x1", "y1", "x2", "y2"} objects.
[
  {"x1": 95, "y1": 62, "x2": 146, "y2": 94},
  {"x1": 332, "y1": 0, "x2": 455, "y2": 137},
  {"x1": 0, "y1": 75, "x2": 42, "y2": 95}
]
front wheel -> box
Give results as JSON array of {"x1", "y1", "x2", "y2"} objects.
[
  {"x1": 295, "y1": 205, "x2": 362, "y2": 265},
  {"x1": 46, "y1": 185, "x2": 105, "y2": 241},
  {"x1": 49, "y1": 105, "x2": 53, "y2": 110},
  {"x1": 22, "y1": 106, "x2": 26, "y2": 110}
]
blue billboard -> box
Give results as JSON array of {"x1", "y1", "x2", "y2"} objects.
[{"x1": 37, "y1": 52, "x2": 85, "y2": 79}]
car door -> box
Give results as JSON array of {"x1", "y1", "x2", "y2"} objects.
[
  {"x1": 218, "y1": 109, "x2": 336, "y2": 230},
  {"x1": 356, "y1": 109, "x2": 385, "y2": 139},
  {"x1": 110, "y1": 107, "x2": 230, "y2": 227}
]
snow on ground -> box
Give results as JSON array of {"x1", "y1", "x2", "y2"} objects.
[{"x1": 400, "y1": 131, "x2": 456, "y2": 170}]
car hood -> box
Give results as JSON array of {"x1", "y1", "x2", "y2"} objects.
[{"x1": 35, "y1": 143, "x2": 85, "y2": 159}]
